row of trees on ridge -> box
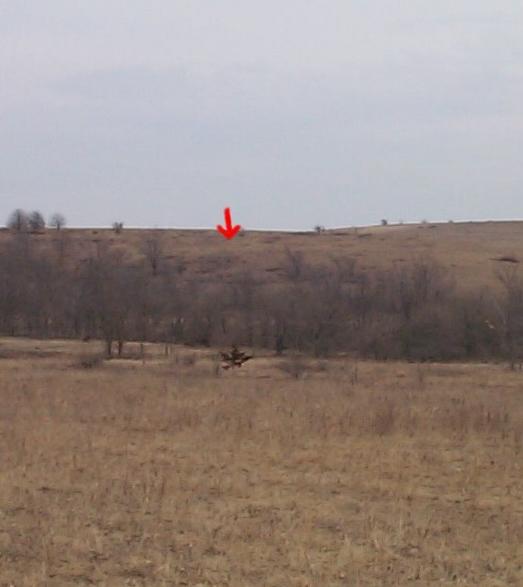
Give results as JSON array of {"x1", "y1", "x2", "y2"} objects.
[{"x1": 0, "y1": 225, "x2": 523, "y2": 366}]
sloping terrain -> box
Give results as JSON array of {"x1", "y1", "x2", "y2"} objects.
[{"x1": 2, "y1": 220, "x2": 522, "y2": 291}]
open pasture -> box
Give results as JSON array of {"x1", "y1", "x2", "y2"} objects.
[{"x1": 0, "y1": 339, "x2": 521, "y2": 585}]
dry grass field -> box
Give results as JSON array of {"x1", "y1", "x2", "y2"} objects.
[
  {"x1": 0, "y1": 338, "x2": 522, "y2": 585},
  {"x1": 4, "y1": 220, "x2": 523, "y2": 291}
]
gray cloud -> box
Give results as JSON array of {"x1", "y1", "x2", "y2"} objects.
[{"x1": 1, "y1": 1, "x2": 522, "y2": 228}]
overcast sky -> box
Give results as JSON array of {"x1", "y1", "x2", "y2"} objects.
[{"x1": 1, "y1": 1, "x2": 522, "y2": 229}]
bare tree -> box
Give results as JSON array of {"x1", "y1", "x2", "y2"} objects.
[
  {"x1": 28, "y1": 211, "x2": 46, "y2": 232},
  {"x1": 7, "y1": 209, "x2": 28, "y2": 232},
  {"x1": 495, "y1": 264, "x2": 523, "y2": 369},
  {"x1": 143, "y1": 232, "x2": 163, "y2": 276},
  {"x1": 112, "y1": 222, "x2": 124, "y2": 234},
  {"x1": 76, "y1": 251, "x2": 135, "y2": 358},
  {"x1": 49, "y1": 213, "x2": 66, "y2": 230}
]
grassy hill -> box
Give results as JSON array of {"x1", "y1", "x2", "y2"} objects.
[{"x1": 3, "y1": 220, "x2": 523, "y2": 290}]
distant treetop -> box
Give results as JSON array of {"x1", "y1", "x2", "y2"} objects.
[
  {"x1": 49, "y1": 213, "x2": 66, "y2": 230},
  {"x1": 28, "y1": 210, "x2": 45, "y2": 232},
  {"x1": 6, "y1": 209, "x2": 68, "y2": 232},
  {"x1": 7, "y1": 209, "x2": 28, "y2": 232}
]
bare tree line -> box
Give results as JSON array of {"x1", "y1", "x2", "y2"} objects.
[
  {"x1": 7, "y1": 209, "x2": 65, "y2": 232},
  {"x1": 0, "y1": 228, "x2": 521, "y2": 364}
]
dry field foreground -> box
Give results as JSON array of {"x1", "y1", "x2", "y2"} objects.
[{"x1": 0, "y1": 339, "x2": 522, "y2": 586}]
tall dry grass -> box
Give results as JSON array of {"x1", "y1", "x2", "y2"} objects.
[{"x1": 0, "y1": 344, "x2": 522, "y2": 585}]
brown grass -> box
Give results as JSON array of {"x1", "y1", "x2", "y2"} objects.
[
  {"x1": 5, "y1": 220, "x2": 523, "y2": 292},
  {"x1": 0, "y1": 338, "x2": 522, "y2": 585}
]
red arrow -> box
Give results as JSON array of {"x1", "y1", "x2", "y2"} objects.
[{"x1": 216, "y1": 207, "x2": 241, "y2": 240}]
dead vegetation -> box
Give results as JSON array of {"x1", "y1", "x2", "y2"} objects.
[
  {"x1": 0, "y1": 339, "x2": 521, "y2": 585},
  {"x1": 6, "y1": 222, "x2": 523, "y2": 364}
]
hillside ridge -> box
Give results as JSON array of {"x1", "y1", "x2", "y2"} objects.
[{"x1": 3, "y1": 220, "x2": 523, "y2": 290}]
